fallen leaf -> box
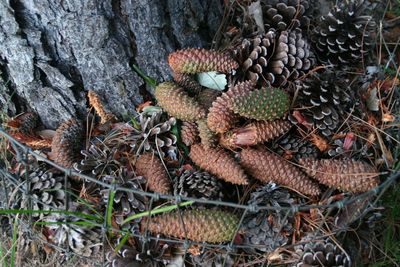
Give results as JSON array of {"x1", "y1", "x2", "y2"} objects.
[
  {"x1": 248, "y1": 0, "x2": 264, "y2": 33},
  {"x1": 36, "y1": 129, "x2": 56, "y2": 140},
  {"x1": 382, "y1": 113, "x2": 395, "y2": 122},
  {"x1": 309, "y1": 134, "x2": 330, "y2": 152},
  {"x1": 137, "y1": 101, "x2": 153, "y2": 112},
  {"x1": 292, "y1": 111, "x2": 313, "y2": 128},
  {"x1": 343, "y1": 132, "x2": 356, "y2": 151},
  {"x1": 366, "y1": 87, "x2": 380, "y2": 111},
  {"x1": 196, "y1": 71, "x2": 227, "y2": 90}
]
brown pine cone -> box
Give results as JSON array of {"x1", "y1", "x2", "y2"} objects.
[
  {"x1": 6, "y1": 112, "x2": 38, "y2": 134},
  {"x1": 207, "y1": 81, "x2": 254, "y2": 133},
  {"x1": 50, "y1": 119, "x2": 84, "y2": 171},
  {"x1": 196, "y1": 89, "x2": 221, "y2": 110},
  {"x1": 173, "y1": 73, "x2": 203, "y2": 96},
  {"x1": 168, "y1": 48, "x2": 239, "y2": 74},
  {"x1": 189, "y1": 144, "x2": 248, "y2": 185},
  {"x1": 135, "y1": 152, "x2": 171, "y2": 194},
  {"x1": 144, "y1": 209, "x2": 239, "y2": 243},
  {"x1": 197, "y1": 119, "x2": 217, "y2": 148},
  {"x1": 155, "y1": 82, "x2": 206, "y2": 122},
  {"x1": 180, "y1": 121, "x2": 200, "y2": 146},
  {"x1": 239, "y1": 148, "x2": 320, "y2": 196},
  {"x1": 220, "y1": 120, "x2": 292, "y2": 149},
  {"x1": 299, "y1": 158, "x2": 380, "y2": 193}
]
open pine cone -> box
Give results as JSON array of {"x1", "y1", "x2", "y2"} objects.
[
  {"x1": 44, "y1": 203, "x2": 102, "y2": 257},
  {"x1": 129, "y1": 107, "x2": 177, "y2": 159},
  {"x1": 242, "y1": 183, "x2": 294, "y2": 253},
  {"x1": 233, "y1": 28, "x2": 315, "y2": 87},
  {"x1": 289, "y1": 71, "x2": 351, "y2": 137},
  {"x1": 312, "y1": 0, "x2": 376, "y2": 67},
  {"x1": 99, "y1": 167, "x2": 147, "y2": 228}
]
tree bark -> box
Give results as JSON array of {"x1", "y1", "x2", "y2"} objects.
[{"x1": 0, "y1": 0, "x2": 223, "y2": 128}]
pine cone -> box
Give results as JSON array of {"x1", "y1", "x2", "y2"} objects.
[
  {"x1": 242, "y1": 183, "x2": 294, "y2": 253},
  {"x1": 197, "y1": 119, "x2": 217, "y2": 148},
  {"x1": 99, "y1": 168, "x2": 147, "y2": 226},
  {"x1": 6, "y1": 112, "x2": 38, "y2": 134},
  {"x1": 312, "y1": 0, "x2": 375, "y2": 66},
  {"x1": 129, "y1": 108, "x2": 177, "y2": 158},
  {"x1": 168, "y1": 48, "x2": 239, "y2": 74},
  {"x1": 207, "y1": 81, "x2": 254, "y2": 133},
  {"x1": 155, "y1": 82, "x2": 206, "y2": 122},
  {"x1": 144, "y1": 209, "x2": 239, "y2": 243},
  {"x1": 190, "y1": 248, "x2": 234, "y2": 267},
  {"x1": 299, "y1": 158, "x2": 380, "y2": 193},
  {"x1": 272, "y1": 135, "x2": 319, "y2": 161},
  {"x1": 180, "y1": 121, "x2": 200, "y2": 146},
  {"x1": 173, "y1": 73, "x2": 203, "y2": 96},
  {"x1": 232, "y1": 30, "x2": 276, "y2": 85},
  {"x1": 220, "y1": 120, "x2": 291, "y2": 149},
  {"x1": 289, "y1": 72, "x2": 351, "y2": 137},
  {"x1": 189, "y1": 144, "x2": 248, "y2": 185},
  {"x1": 17, "y1": 165, "x2": 69, "y2": 218},
  {"x1": 232, "y1": 87, "x2": 290, "y2": 121},
  {"x1": 268, "y1": 29, "x2": 315, "y2": 86},
  {"x1": 174, "y1": 169, "x2": 225, "y2": 200},
  {"x1": 87, "y1": 90, "x2": 117, "y2": 124},
  {"x1": 50, "y1": 119, "x2": 84, "y2": 170},
  {"x1": 233, "y1": 29, "x2": 315, "y2": 87},
  {"x1": 260, "y1": 0, "x2": 315, "y2": 30},
  {"x1": 135, "y1": 152, "x2": 171, "y2": 194},
  {"x1": 74, "y1": 141, "x2": 121, "y2": 178},
  {"x1": 106, "y1": 237, "x2": 169, "y2": 267},
  {"x1": 239, "y1": 148, "x2": 320, "y2": 196},
  {"x1": 196, "y1": 89, "x2": 221, "y2": 110},
  {"x1": 295, "y1": 238, "x2": 351, "y2": 267},
  {"x1": 45, "y1": 204, "x2": 102, "y2": 257}
]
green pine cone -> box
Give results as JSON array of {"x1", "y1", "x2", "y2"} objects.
[
  {"x1": 155, "y1": 82, "x2": 206, "y2": 121},
  {"x1": 144, "y1": 209, "x2": 239, "y2": 243},
  {"x1": 232, "y1": 87, "x2": 289, "y2": 121}
]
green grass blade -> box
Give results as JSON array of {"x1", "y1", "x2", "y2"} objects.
[
  {"x1": 122, "y1": 200, "x2": 194, "y2": 225},
  {"x1": 10, "y1": 217, "x2": 18, "y2": 267},
  {"x1": 114, "y1": 232, "x2": 130, "y2": 253},
  {"x1": 106, "y1": 189, "x2": 116, "y2": 230},
  {"x1": 131, "y1": 63, "x2": 157, "y2": 87},
  {"x1": 0, "y1": 209, "x2": 101, "y2": 222}
]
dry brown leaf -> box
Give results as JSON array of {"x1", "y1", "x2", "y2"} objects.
[
  {"x1": 88, "y1": 90, "x2": 117, "y2": 123},
  {"x1": 309, "y1": 134, "x2": 330, "y2": 152},
  {"x1": 10, "y1": 132, "x2": 52, "y2": 149},
  {"x1": 136, "y1": 101, "x2": 153, "y2": 112},
  {"x1": 382, "y1": 113, "x2": 395, "y2": 122}
]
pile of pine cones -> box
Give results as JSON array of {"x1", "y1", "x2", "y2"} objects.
[{"x1": 2, "y1": 0, "x2": 398, "y2": 266}]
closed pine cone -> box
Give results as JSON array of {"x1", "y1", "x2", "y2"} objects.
[
  {"x1": 207, "y1": 81, "x2": 254, "y2": 133},
  {"x1": 135, "y1": 152, "x2": 171, "y2": 194},
  {"x1": 220, "y1": 120, "x2": 291, "y2": 149},
  {"x1": 155, "y1": 82, "x2": 206, "y2": 122},
  {"x1": 173, "y1": 73, "x2": 203, "y2": 96},
  {"x1": 189, "y1": 144, "x2": 248, "y2": 185},
  {"x1": 299, "y1": 158, "x2": 380, "y2": 193},
  {"x1": 197, "y1": 119, "x2": 217, "y2": 148},
  {"x1": 168, "y1": 48, "x2": 239, "y2": 74},
  {"x1": 144, "y1": 209, "x2": 239, "y2": 243},
  {"x1": 180, "y1": 121, "x2": 200, "y2": 146},
  {"x1": 50, "y1": 119, "x2": 84, "y2": 170},
  {"x1": 196, "y1": 89, "x2": 221, "y2": 110},
  {"x1": 239, "y1": 148, "x2": 320, "y2": 196}
]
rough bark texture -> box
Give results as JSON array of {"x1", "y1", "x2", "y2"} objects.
[{"x1": 0, "y1": 0, "x2": 223, "y2": 128}]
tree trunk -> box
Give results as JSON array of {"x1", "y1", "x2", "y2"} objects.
[{"x1": 0, "y1": 0, "x2": 223, "y2": 128}]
